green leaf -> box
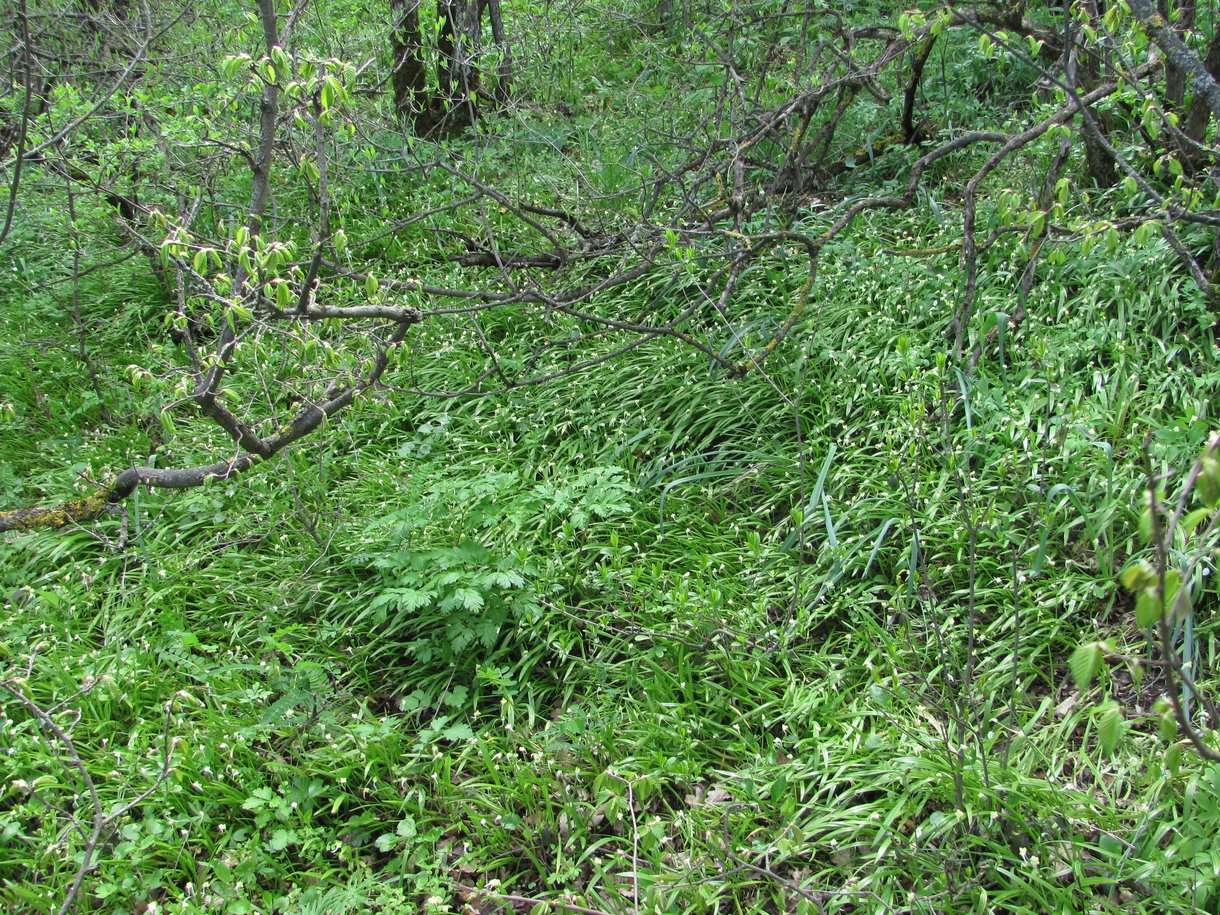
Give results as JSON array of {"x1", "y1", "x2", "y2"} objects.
[
  {"x1": 271, "y1": 46, "x2": 291, "y2": 78},
  {"x1": 1135, "y1": 589, "x2": 1163, "y2": 627},
  {"x1": 1070, "y1": 642, "x2": 1104, "y2": 692},
  {"x1": 1158, "y1": 701, "x2": 1178, "y2": 742},
  {"x1": 1183, "y1": 507, "x2": 1213, "y2": 536},
  {"x1": 374, "y1": 832, "x2": 398, "y2": 852},
  {"x1": 1097, "y1": 701, "x2": 1122, "y2": 756},
  {"x1": 268, "y1": 828, "x2": 293, "y2": 851},
  {"x1": 1169, "y1": 579, "x2": 1193, "y2": 622},
  {"x1": 242, "y1": 788, "x2": 274, "y2": 810},
  {"x1": 1162, "y1": 569, "x2": 1181, "y2": 607},
  {"x1": 451, "y1": 587, "x2": 484, "y2": 611},
  {"x1": 486, "y1": 570, "x2": 524, "y2": 589},
  {"x1": 1121, "y1": 560, "x2": 1155, "y2": 592},
  {"x1": 1198, "y1": 455, "x2": 1220, "y2": 508},
  {"x1": 1138, "y1": 507, "x2": 1154, "y2": 543},
  {"x1": 441, "y1": 722, "x2": 473, "y2": 741},
  {"x1": 220, "y1": 54, "x2": 248, "y2": 80},
  {"x1": 1165, "y1": 741, "x2": 1183, "y2": 774},
  {"x1": 370, "y1": 587, "x2": 434, "y2": 614}
]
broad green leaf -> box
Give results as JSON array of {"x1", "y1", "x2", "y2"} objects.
[
  {"x1": 1165, "y1": 742, "x2": 1183, "y2": 775},
  {"x1": 1070, "y1": 642, "x2": 1103, "y2": 692},
  {"x1": 441, "y1": 722, "x2": 473, "y2": 741},
  {"x1": 1097, "y1": 701, "x2": 1121, "y2": 756},
  {"x1": 1135, "y1": 590, "x2": 1163, "y2": 627},
  {"x1": 1121, "y1": 560, "x2": 1155, "y2": 592},
  {"x1": 1183, "y1": 507, "x2": 1213, "y2": 536},
  {"x1": 268, "y1": 828, "x2": 293, "y2": 851},
  {"x1": 1138, "y1": 507, "x2": 1154, "y2": 543},
  {"x1": 1198, "y1": 455, "x2": 1220, "y2": 508},
  {"x1": 1170, "y1": 581, "x2": 1193, "y2": 622},
  {"x1": 1158, "y1": 702, "x2": 1178, "y2": 742},
  {"x1": 374, "y1": 832, "x2": 398, "y2": 852},
  {"x1": 1162, "y1": 569, "x2": 1181, "y2": 607},
  {"x1": 271, "y1": 46, "x2": 290, "y2": 77},
  {"x1": 451, "y1": 587, "x2": 484, "y2": 611},
  {"x1": 242, "y1": 787, "x2": 273, "y2": 810}
]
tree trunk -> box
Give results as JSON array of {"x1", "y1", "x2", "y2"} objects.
[
  {"x1": 1074, "y1": 1, "x2": 1117, "y2": 186},
  {"x1": 1161, "y1": 0, "x2": 1197, "y2": 107},
  {"x1": 437, "y1": 0, "x2": 457, "y2": 103},
  {"x1": 389, "y1": 0, "x2": 427, "y2": 120},
  {"x1": 434, "y1": 0, "x2": 480, "y2": 132},
  {"x1": 1129, "y1": 0, "x2": 1220, "y2": 123},
  {"x1": 1183, "y1": 22, "x2": 1220, "y2": 145},
  {"x1": 483, "y1": 0, "x2": 511, "y2": 103}
]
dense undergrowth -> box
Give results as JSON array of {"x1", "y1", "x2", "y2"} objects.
[{"x1": 3, "y1": 2, "x2": 1220, "y2": 913}]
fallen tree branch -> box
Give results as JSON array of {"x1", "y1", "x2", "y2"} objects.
[{"x1": 0, "y1": 312, "x2": 417, "y2": 533}]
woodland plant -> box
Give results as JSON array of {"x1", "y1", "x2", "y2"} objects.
[
  {"x1": 5, "y1": 1, "x2": 1220, "y2": 913},
  {"x1": 1075, "y1": 434, "x2": 1220, "y2": 761}
]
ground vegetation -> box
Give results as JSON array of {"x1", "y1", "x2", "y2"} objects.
[{"x1": 3, "y1": 1, "x2": 1220, "y2": 912}]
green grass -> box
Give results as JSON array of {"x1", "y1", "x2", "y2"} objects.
[
  {"x1": 4, "y1": 3, "x2": 1220, "y2": 913},
  {"x1": 5, "y1": 214, "x2": 1218, "y2": 911}
]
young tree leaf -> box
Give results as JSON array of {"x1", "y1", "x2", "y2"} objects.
[
  {"x1": 1158, "y1": 701, "x2": 1179, "y2": 742},
  {"x1": 1097, "y1": 700, "x2": 1122, "y2": 756},
  {"x1": 1162, "y1": 568, "x2": 1181, "y2": 605},
  {"x1": 1070, "y1": 642, "x2": 1104, "y2": 692},
  {"x1": 1121, "y1": 560, "x2": 1155, "y2": 592},
  {"x1": 1165, "y1": 741, "x2": 1183, "y2": 775},
  {"x1": 1198, "y1": 455, "x2": 1220, "y2": 508},
  {"x1": 1135, "y1": 589, "x2": 1163, "y2": 627},
  {"x1": 1183, "y1": 507, "x2": 1214, "y2": 537},
  {"x1": 1138, "y1": 507, "x2": 1154, "y2": 543}
]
